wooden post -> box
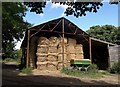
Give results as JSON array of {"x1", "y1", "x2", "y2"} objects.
[
  {"x1": 26, "y1": 30, "x2": 30, "y2": 68},
  {"x1": 89, "y1": 37, "x2": 92, "y2": 63},
  {"x1": 107, "y1": 44, "x2": 110, "y2": 67},
  {"x1": 62, "y1": 18, "x2": 65, "y2": 68}
]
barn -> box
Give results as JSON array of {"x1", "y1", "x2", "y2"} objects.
[{"x1": 21, "y1": 17, "x2": 118, "y2": 70}]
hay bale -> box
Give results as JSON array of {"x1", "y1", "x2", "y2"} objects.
[
  {"x1": 67, "y1": 45, "x2": 75, "y2": 53},
  {"x1": 49, "y1": 37, "x2": 60, "y2": 46},
  {"x1": 37, "y1": 46, "x2": 48, "y2": 53},
  {"x1": 58, "y1": 45, "x2": 67, "y2": 53},
  {"x1": 68, "y1": 53, "x2": 76, "y2": 59},
  {"x1": 58, "y1": 37, "x2": 67, "y2": 44},
  {"x1": 29, "y1": 36, "x2": 39, "y2": 68},
  {"x1": 48, "y1": 46, "x2": 58, "y2": 53},
  {"x1": 64, "y1": 62, "x2": 70, "y2": 67},
  {"x1": 38, "y1": 37, "x2": 50, "y2": 45},
  {"x1": 75, "y1": 44, "x2": 83, "y2": 53},
  {"x1": 36, "y1": 54, "x2": 48, "y2": 62},
  {"x1": 47, "y1": 54, "x2": 58, "y2": 62},
  {"x1": 68, "y1": 38, "x2": 76, "y2": 45},
  {"x1": 37, "y1": 62, "x2": 47, "y2": 70},
  {"x1": 57, "y1": 62, "x2": 63, "y2": 70},
  {"x1": 47, "y1": 62, "x2": 58, "y2": 70},
  {"x1": 76, "y1": 53, "x2": 84, "y2": 59},
  {"x1": 58, "y1": 54, "x2": 68, "y2": 62}
]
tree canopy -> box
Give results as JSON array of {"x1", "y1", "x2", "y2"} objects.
[
  {"x1": 86, "y1": 25, "x2": 120, "y2": 45},
  {"x1": 24, "y1": 1, "x2": 119, "y2": 18},
  {"x1": 2, "y1": 2, "x2": 31, "y2": 58}
]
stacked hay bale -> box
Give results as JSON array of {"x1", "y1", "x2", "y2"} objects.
[
  {"x1": 36, "y1": 37, "x2": 49, "y2": 70},
  {"x1": 47, "y1": 37, "x2": 59, "y2": 70},
  {"x1": 36, "y1": 36, "x2": 84, "y2": 71},
  {"x1": 29, "y1": 36, "x2": 38, "y2": 68},
  {"x1": 58, "y1": 37, "x2": 70, "y2": 68},
  {"x1": 75, "y1": 44, "x2": 84, "y2": 59}
]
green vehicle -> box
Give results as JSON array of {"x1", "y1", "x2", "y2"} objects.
[{"x1": 70, "y1": 59, "x2": 91, "y2": 71}]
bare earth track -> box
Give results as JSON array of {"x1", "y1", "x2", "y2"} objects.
[{"x1": 2, "y1": 62, "x2": 120, "y2": 86}]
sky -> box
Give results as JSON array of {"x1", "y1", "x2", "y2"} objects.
[{"x1": 15, "y1": 2, "x2": 118, "y2": 49}]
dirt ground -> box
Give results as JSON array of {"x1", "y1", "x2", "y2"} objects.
[{"x1": 2, "y1": 62, "x2": 120, "y2": 86}]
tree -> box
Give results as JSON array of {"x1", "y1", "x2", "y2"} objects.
[
  {"x1": 86, "y1": 25, "x2": 120, "y2": 45},
  {"x1": 2, "y1": 2, "x2": 31, "y2": 58},
  {"x1": 24, "y1": 1, "x2": 119, "y2": 18}
]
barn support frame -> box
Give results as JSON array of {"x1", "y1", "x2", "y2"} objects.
[
  {"x1": 26, "y1": 30, "x2": 30, "y2": 68},
  {"x1": 62, "y1": 18, "x2": 65, "y2": 68},
  {"x1": 89, "y1": 37, "x2": 92, "y2": 63}
]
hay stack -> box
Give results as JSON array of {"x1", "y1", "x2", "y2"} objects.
[
  {"x1": 47, "y1": 62, "x2": 58, "y2": 70},
  {"x1": 58, "y1": 53, "x2": 68, "y2": 62},
  {"x1": 75, "y1": 44, "x2": 83, "y2": 53},
  {"x1": 49, "y1": 37, "x2": 60, "y2": 46},
  {"x1": 47, "y1": 54, "x2": 58, "y2": 62},
  {"x1": 68, "y1": 38, "x2": 76, "y2": 45},
  {"x1": 48, "y1": 46, "x2": 58, "y2": 53},
  {"x1": 57, "y1": 62, "x2": 63, "y2": 70},
  {"x1": 36, "y1": 54, "x2": 48, "y2": 62},
  {"x1": 29, "y1": 36, "x2": 39, "y2": 68},
  {"x1": 37, "y1": 62, "x2": 47, "y2": 70},
  {"x1": 38, "y1": 37, "x2": 50, "y2": 45}
]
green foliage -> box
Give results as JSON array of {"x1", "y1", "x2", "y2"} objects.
[
  {"x1": 21, "y1": 67, "x2": 32, "y2": 74},
  {"x1": 2, "y1": 2, "x2": 31, "y2": 58},
  {"x1": 24, "y1": 1, "x2": 118, "y2": 18},
  {"x1": 61, "y1": 64, "x2": 102, "y2": 78},
  {"x1": 87, "y1": 64, "x2": 98, "y2": 73},
  {"x1": 86, "y1": 25, "x2": 120, "y2": 45},
  {"x1": 4, "y1": 58, "x2": 14, "y2": 62},
  {"x1": 108, "y1": 60, "x2": 120, "y2": 74},
  {"x1": 61, "y1": 66, "x2": 101, "y2": 78}
]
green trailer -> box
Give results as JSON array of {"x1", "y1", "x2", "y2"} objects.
[{"x1": 70, "y1": 59, "x2": 91, "y2": 71}]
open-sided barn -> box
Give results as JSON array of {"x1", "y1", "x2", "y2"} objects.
[{"x1": 21, "y1": 17, "x2": 118, "y2": 70}]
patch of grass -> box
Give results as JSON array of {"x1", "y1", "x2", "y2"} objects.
[
  {"x1": 61, "y1": 67, "x2": 102, "y2": 79},
  {"x1": 21, "y1": 67, "x2": 32, "y2": 74},
  {"x1": 3, "y1": 58, "x2": 14, "y2": 62}
]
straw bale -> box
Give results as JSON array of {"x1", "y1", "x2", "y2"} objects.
[
  {"x1": 68, "y1": 38, "x2": 76, "y2": 45},
  {"x1": 58, "y1": 45, "x2": 67, "y2": 53},
  {"x1": 68, "y1": 53, "x2": 76, "y2": 59},
  {"x1": 57, "y1": 62, "x2": 63, "y2": 70},
  {"x1": 37, "y1": 54, "x2": 48, "y2": 62},
  {"x1": 47, "y1": 62, "x2": 58, "y2": 70},
  {"x1": 76, "y1": 53, "x2": 84, "y2": 59},
  {"x1": 49, "y1": 37, "x2": 60, "y2": 46},
  {"x1": 38, "y1": 37, "x2": 50, "y2": 45},
  {"x1": 75, "y1": 44, "x2": 83, "y2": 53},
  {"x1": 37, "y1": 46, "x2": 48, "y2": 53},
  {"x1": 58, "y1": 37, "x2": 67, "y2": 44},
  {"x1": 47, "y1": 54, "x2": 58, "y2": 62},
  {"x1": 48, "y1": 46, "x2": 58, "y2": 53},
  {"x1": 64, "y1": 62, "x2": 70, "y2": 67},
  {"x1": 58, "y1": 54, "x2": 68, "y2": 62},
  {"x1": 67, "y1": 45, "x2": 75, "y2": 53},
  {"x1": 37, "y1": 63, "x2": 47, "y2": 70},
  {"x1": 29, "y1": 36, "x2": 38, "y2": 68}
]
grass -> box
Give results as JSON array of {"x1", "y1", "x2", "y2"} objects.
[
  {"x1": 21, "y1": 67, "x2": 32, "y2": 74},
  {"x1": 61, "y1": 67, "x2": 112, "y2": 79}
]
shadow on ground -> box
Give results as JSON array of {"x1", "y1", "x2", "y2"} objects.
[{"x1": 2, "y1": 62, "x2": 119, "y2": 87}]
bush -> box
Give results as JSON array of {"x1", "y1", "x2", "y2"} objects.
[
  {"x1": 21, "y1": 67, "x2": 32, "y2": 74},
  {"x1": 87, "y1": 64, "x2": 98, "y2": 73},
  {"x1": 108, "y1": 60, "x2": 120, "y2": 74}
]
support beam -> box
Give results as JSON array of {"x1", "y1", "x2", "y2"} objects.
[
  {"x1": 62, "y1": 18, "x2": 65, "y2": 68},
  {"x1": 26, "y1": 30, "x2": 30, "y2": 68},
  {"x1": 50, "y1": 20, "x2": 62, "y2": 31},
  {"x1": 30, "y1": 24, "x2": 46, "y2": 38},
  {"x1": 89, "y1": 37, "x2": 92, "y2": 63}
]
